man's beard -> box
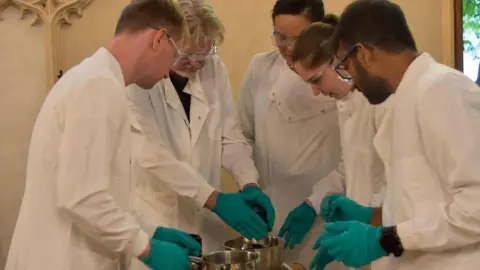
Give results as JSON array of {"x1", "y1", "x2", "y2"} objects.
[{"x1": 353, "y1": 61, "x2": 392, "y2": 105}]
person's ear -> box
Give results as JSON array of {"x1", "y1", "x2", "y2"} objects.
[
  {"x1": 356, "y1": 43, "x2": 375, "y2": 69},
  {"x1": 152, "y1": 28, "x2": 168, "y2": 51}
]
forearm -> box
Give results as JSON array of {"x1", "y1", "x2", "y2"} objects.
[
  {"x1": 369, "y1": 207, "x2": 383, "y2": 227},
  {"x1": 204, "y1": 190, "x2": 220, "y2": 210},
  {"x1": 59, "y1": 191, "x2": 150, "y2": 257},
  {"x1": 308, "y1": 163, "x2": 346, "y2": 215},
  {"x1": 138, "y1": 136, "x2": 216, "y2": 208},
  {"x1": 222, "y1": 142, "x2": 259, "y2": 188}
]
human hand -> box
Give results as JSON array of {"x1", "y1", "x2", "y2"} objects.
[
  {"x1": 242, "y1": 186, "x2": 276, "y2": 231},
  {"x1": 141, "y1": 239, "x2": 189, "y2": 270},
  {"x1": 213, "y1": 192, "x2": 269, "y2": 240},
  {"x1": 152, "y1": 227, "x2": 201, "y2": 256},
  {"x1": 318, "y1": 221, "x2": 387, "y2": 268},
  {"x1": 278, "y1": 201, "x2": 316, "y2": 249},
  {"x1": 320, "y1": 194, "x2": 373, "y2": 223},
  {"x1": 310, "y1": 232, "x2": 335, "y2": 270}
]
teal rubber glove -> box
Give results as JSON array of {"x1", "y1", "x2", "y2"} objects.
[
  {"x1": 319, "y1": 221, "x2": 387, "y2": 268},
  {"x1": 278, "y1": 201, "x2": 316, "y2": 249},
  {"x1": 310, "y1": 231, "x2": 336, "y2": 270},
  {"x1": 141, "y1": 239, "x2": 189, "y2": 270},
  {"x1": 320, "y1": 194, "x2": 373, "y2": 223},
  {"x1": 213, "y1": 192, "x2": 269, "y2": 240},
  {"x1": 153, "y1": 227, "x2": 201, "y2": 256},
  {"x1": 242, "y1": 186, "x2": 276, "y2": 231}
]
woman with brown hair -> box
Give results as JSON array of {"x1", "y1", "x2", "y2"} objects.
[
  {"x1": 237, "y1": 0, "x2": 344, "y2": 267},
  {"x1": 280, "y1": 14, "x2": 393, "y2": 270}
]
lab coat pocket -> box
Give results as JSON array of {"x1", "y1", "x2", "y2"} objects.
[{"x1": 208, "y1": 103, "x2": 222, "y2": 140}]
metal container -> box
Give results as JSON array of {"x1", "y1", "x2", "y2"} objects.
[
  {"x1": 190, "y1": 251, "x2": 258, "y2": 270},
  {"x1": 224, "y1": 236, "x2": 285, "y2": 269},
  {"x1": 190, "y1": 256, "x2": 204, "y2": 270}
]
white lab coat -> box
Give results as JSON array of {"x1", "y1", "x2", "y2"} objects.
[
  {"x1": 5, "y1": 48, "x2": 150, "y2": 270},
  {"x1": 237, "y1": 51, "x2": 343, "y2": 267},
  {"x1": 126, "y1": 56, "x2": 258, "y2": 270},
  {"x1": 308, "y1": 91, "x2": 390, "y2": 210},
  {"x1": 377, "y1": 53, "x2": 480, "y2": 270},
  {"x1": 309, "y1": 91, "x2": 392, "y2": 270}
]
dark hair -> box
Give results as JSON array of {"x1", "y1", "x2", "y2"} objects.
[
  {"x1": 271, "y1": 0, "x2": 325, "y2": 22},
  {"x1": 115, "y1": 0, "x2": 185, "y2": 36},
  {"x1": 292, "y1": 14, "x2": 339, "y2": 68},
  {"x1": 330, "y1": 0, "x2": 417, "y2": 54}
]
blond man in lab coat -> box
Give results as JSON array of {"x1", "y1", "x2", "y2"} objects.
[
  {"x1": 317, "y1": 1, "x2": 480, "y2": 270},
  {"x1": 5, "y1": 1, "x2": 203, "y2": 270},
  {"x1": 127, "y1": 2, "x2": 275, "y2": 268}
]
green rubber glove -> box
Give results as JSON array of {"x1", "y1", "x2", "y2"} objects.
[
  {"x1": 320, "y1": 194, "x2": 373, "y2": 223},
  {"x1": 242, "y1": 186, "x2": 276, "y2": 231},
  {"x1": 141, "y1": 239, "x2": 189, "y2": 270},
  {"x1": 319, "y1": 221, "x2": 387, "y2": 268},
  {"x1": 310, "y1": 231, "x2": 335, "y2": 270},
  {"x1": 152, "y1": 227, "x2": 201, "y2": 257},
  {"x1": 213, "y1": 192, "x2": 269, "y2": 240},
  {"x1": 278, "y1": 201, "x2": 316, "y2": 249}
]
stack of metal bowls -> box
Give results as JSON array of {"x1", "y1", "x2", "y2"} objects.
[
  {"x1": 189, "y1": 250, "x2": 258, "y2": 270},
  {"x1": 224, "y1": 236, "x2": 285, "y2": 269}
]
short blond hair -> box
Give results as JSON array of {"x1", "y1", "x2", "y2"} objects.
[
  {"x1": 177, "y1": 0, "x2": 225, "y2": 47},
  {"x1": 115, "y1": 0, "x2": 189, "y2": 43}
]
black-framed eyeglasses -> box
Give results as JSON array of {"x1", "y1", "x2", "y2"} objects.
[{"x1": 333, "y1": 44, "x2": 359, "y2": 85}]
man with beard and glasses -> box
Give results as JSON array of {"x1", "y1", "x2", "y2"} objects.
[
  {"x1": 315, "y1": 0, "x2": 480, "y2": 270},
  {"x1": 286, "y1": 15, "x2": 391, "y2": 270}
]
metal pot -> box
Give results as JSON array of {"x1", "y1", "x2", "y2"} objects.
[
  {"x1": 224, "y1": 236, "x2": 285, "y2": 269},
  {"x1": 189, "y1": 251, "x2": 258, "y2": 270}
]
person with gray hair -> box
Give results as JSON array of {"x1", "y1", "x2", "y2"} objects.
[{"x1": 127, "y1": 1, "x2": 275, "y2": 269}]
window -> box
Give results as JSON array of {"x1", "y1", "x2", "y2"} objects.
[{"x1": 455, "y1": 0, "x2": 480, "y2": 84}]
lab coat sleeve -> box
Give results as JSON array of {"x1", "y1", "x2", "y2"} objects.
[
  {"x1": 129, "y1": 92, "x2": 215, "y2": 209},
  {"x1": 236, "y1": 57, "x2": 257, "y2": 146},
  {"x1": 218, "y1": 61, "x2": 259, "y2": 188},
  {"x1": 370, "y1": 100, "x2": 392, "y2": 207},
  {"x1": 56, "y1": 79, "x2": 149, "y2": 257},
  {"x1": 396, "y1": 73, "x2": 480, "y2": 252},
  {"x1": 308, "y1": 156, "x2": 346, "y2": 215}
]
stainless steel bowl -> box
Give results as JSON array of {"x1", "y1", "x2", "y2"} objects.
[
  {"x1": 224, "y1": 236, "x2": 285, "y2": 269},
  {"x1": 201, "y1": 250, "x2": 258, "y2": 270}
]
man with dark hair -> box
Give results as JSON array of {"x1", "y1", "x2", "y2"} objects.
[
  {"x1": 5, "y1": 1, "x2": 200, "y2": 270},
  {"x1": 314, "y1": 0, "x2": 480, "y2": 269}
]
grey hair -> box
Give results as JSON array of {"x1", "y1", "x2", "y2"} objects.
[{"x1": 177, "y1": 0, "x2": 225, "y2": 47}]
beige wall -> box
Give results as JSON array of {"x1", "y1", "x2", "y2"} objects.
[{"x1": 0, "y1": 0, "x2": 455, "y2": 267}]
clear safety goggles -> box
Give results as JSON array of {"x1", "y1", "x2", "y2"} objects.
[
  {"x1": 177, "y1": 44, "x2": 218, "y2": 62},
  {"x1": 271, "y1": 30, "x2": 298, "y2": 48}
]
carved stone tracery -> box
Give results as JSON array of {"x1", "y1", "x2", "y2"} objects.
[{"x1": 0, "y1": 0, "x2": 92, "y2": 89}]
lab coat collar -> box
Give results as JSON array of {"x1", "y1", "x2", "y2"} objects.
[
  {"x1": 336, "y1": 90, "x2": 357, "y2": 116},
  {"x1": 268, "y1": 58, "x2": 337, "y2": 122},
  {"x1": 163, "y1": 72, "x2": 210, "y2": 145},
  {"x1": 163, "y1": 78, "x2": 189, "y2": 123},
  {"x1": 94, "y1": 47, "x2": 125, "y2": 86},
  {"x1": 164, "y1": 72, "x2": 209, "y2": 110},
  {"x1": 395, "y1": 53, "x2": 435, "y2": 97}
]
